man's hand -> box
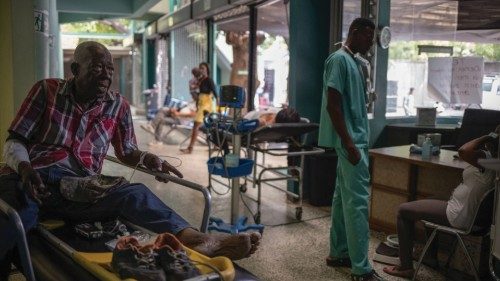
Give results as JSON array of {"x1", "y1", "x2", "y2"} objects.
[
  {"x1": 345, "y1": 143, "x2": 361, "y2": 165},
  {"x1": 143, "y1": 153, "x2": 183, "y2": 182},
  {"x1": 17, "y1": 161, "x2": 50, "y2": 204}
]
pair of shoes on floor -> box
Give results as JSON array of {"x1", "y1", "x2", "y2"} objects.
[
  {"x1": 326, "y1": 256, "x2": 351, "y2": 268},
  {"x1": 180, "y1": 147, "x2": 193, "y2": 154},
  {"x1": 351, "y1": 270, "x2": 386, "y2": 281},
  {"x1": 111, "y1": 233, "x2": 200, "y2": 281}
]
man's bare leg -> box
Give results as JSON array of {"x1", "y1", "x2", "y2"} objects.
[{"x1": 176, "y1": 228, "x2": 261, "y2": 260}]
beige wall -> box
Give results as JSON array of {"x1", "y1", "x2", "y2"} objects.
[
  {"x1": 0, "y1": 0, "x2": 15, "y2": 162},
  {"x1": 12, "y1": 0, "x2": 36, "y2": 110},
  {"x1": 0, "y1": 0, "x2": 38, "y2": 162}
]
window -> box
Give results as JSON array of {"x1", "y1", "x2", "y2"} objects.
[
  {"x1": 341, "y1": 0, "x2": 362, "y2": 42},
  {"x1": 171, "y1": 21, "x2": 207, "y2": 101},
  {"x1": 387, "y1": 0, "x2": 500, "y2": 117},
  {"x1": 255, "y1": 0, "x2": 290, "y2": 109},
  {"x1": 214, "y1": 6, "x2": 250, "y2": 106}
]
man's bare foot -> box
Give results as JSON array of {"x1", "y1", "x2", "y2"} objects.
[{"x1": 176, "y1": 228, "x2": 261, "y2": 260}]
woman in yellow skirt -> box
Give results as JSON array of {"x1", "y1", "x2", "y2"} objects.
[{"x1": 181, "y1": 62, "x2": 217, "y2": 154}]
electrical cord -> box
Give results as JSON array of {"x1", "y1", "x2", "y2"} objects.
[
  {"x1": 129, "y1": 152, "x2": 183, "y2": 182},
  {"x1": 239, "y1": 189, "x2": 258, "y2": 221},
  {"x1": 207, "y1": 109, "x2": 233, "y2": 195}
]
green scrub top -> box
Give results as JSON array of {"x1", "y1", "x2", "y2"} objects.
[{"x1": 318, "y1": 49, "x2": 369, "y2": 149}]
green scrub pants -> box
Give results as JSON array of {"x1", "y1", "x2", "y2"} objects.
[{"x1": 330, "y1": 147, "x2": 372, "y2": 275}]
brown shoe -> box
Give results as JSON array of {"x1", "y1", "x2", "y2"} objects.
[{"x1": 180, "y1": 147, "x2": 193, "y2": 154}]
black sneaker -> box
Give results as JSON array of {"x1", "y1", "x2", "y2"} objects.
[
  {"x1": 111, "y1": 237, "x2": 166, "y2": 281},
  {"x1": 157, "y1": 246, "x2": 201, "y2": 281},
  {"x1": 154, "y1": 233, "x2": 201, "y2": 281},
  {"x1": 326, "y1": 256, "x2": 352, "y2": 268},
  {"x1": 351, "y1": 270, "x2": 385, "y2": 281}
]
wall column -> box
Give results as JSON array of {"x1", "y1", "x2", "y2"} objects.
[
  {"x1": 49, "y1": 0, "x2": 62, "y2": 78},
  {"x1": 289, "y1": 0, "x2": 332, "y2": 125},
  {"x1": 34, "y1": 0, "x2": 50, "y2": 81}
]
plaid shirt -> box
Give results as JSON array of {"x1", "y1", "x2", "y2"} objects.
[{"x1": 3, "y1": 78, "x2": 137, "y2": 175}]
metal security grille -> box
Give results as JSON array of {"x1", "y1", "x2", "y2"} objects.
[{"x1": 171, "y1": 21, "x2": 207, "y2": 101}]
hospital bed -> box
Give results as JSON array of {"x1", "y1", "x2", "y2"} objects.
[
  {"x1": 206, "y1": 120, "x2": 324, "y2": 224},
  {"x1": 0, "y1": 156, "x2": 259, "y2": 281}
]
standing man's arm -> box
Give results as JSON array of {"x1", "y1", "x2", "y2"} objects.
[{"x1": 326, "y1": 87, "x2": 361, "y2": 165}]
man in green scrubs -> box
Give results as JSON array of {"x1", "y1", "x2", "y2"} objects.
[{"x1": 319, "y1": 18, "x2": 383, "y2": 281}]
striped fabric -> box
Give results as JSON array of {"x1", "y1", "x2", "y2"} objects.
[{"x1": 3, "y1": 78, "x2": 137, "y2": 175}]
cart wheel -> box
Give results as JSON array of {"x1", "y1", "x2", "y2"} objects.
[
  {"x1": 295, "y1": 207, "x2": 303, "y2": 220},
  {"x1": 254, "y1": 213, "x2": 261, "y2": 224},
  {"x1": 240, "y1": 184, "x2": 247, "y2": 193}
]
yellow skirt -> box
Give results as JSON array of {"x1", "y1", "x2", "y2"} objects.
[{"x1": 195, "y1": 93, "x2": 215, "y2": 123}]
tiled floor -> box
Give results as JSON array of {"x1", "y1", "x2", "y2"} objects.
[{"x1": 106, "y1": 118, "x2": 445, "y2": 281}]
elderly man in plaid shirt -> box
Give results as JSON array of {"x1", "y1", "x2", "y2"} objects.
[{"x1": 0, "y1": 41, "x2": 260, "y2": 279}]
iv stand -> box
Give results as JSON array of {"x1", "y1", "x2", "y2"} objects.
[
  {"x1": 207, "y1": 107, "x2": 264, "y2": 234},
  {"x1": 231, "y1": 108, "x2": 241, "y2": 224}
]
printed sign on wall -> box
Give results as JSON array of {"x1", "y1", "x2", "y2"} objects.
[
  {"x1": 427, "y1": 56, "x2": 484, "y2": 104},
  {"x1": 450, "y1": 57, "x2": 484, "y2": 104},
  {"x1": 34, "y1": 9, "x2": 49, "y2": 36}
]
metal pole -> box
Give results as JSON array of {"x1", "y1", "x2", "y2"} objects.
[{"x1": 231, "y1": 108, "x2": 241, "y2": 225}]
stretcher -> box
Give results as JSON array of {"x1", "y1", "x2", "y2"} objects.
[
  {"x1": 206, "y1": 121, "x2": 324, "y2": 224},
  {"x1": 0, "y1": 156, "x2": 259, "y2": 281}
]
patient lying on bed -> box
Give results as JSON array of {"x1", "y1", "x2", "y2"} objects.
[
  {"x1": 209, "y1": 107, "x2": 301, "y2": 153},
  {"x1": 244, "y1": 107, "x2": 301, "y2": 128}
]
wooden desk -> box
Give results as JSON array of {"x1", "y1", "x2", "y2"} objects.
[
  {"x1": 383, "y1": 123, "x2": 459, "y2": 147},
  {"x1": 369, "y1": 145, "x2": 468, "y2": 233}
]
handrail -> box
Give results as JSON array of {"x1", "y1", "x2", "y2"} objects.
[
  {"x1": 0, "y1": 198, "x2": 36, "y2": 281},
  {"x1": 104, "y1": 155, "x2": 211, "y2": 233}
]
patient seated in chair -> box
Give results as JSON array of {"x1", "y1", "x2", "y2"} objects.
[
  {"x1": 383, "y1": 125, "x2": 499, "y2": 279},
  {"x1": 0, "y1": 41, "x2": 260, "y2": 280}
]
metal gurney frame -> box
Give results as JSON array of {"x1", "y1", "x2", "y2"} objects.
[
  {"x1": 0, "y1": 156, "x2": 259, "y2": 280},
  {"x1": 207, "y1": 122, "x2": 324, "y2": 224}
]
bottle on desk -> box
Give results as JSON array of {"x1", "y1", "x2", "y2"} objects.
[{"x1": 422, "y1": 136, "x2": 433, "y2": 160}]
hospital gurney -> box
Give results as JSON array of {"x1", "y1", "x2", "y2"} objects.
[
  {"x1": 207, "y1": 121, "x2": 324, "y2": 224},
  {"x1": 0, "y1": 156, "x2": 259, "y2": 281}
]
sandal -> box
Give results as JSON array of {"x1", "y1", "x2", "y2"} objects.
[
  {"x1": 180, "y1": 147, "x2": 193, "y2": 154},
  {"x1": 383, "y1": 265, "x2": 414, "y2": 279},
  {"x1": 326, "y1": 256, "x2": 351, "y2": 268}
]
